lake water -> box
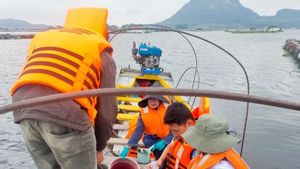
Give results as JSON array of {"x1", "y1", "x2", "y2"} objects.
[{"x1": 0, "y1": 30, "x2": 300, "y2": 169}]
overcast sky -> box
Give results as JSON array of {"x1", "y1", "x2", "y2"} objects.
[{"x1": 0, "y1": 0, "x2": 300, "y2": 26}]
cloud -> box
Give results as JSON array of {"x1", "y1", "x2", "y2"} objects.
[
  {"x1": 0, "y1": 0, "x2": 190, "y2": 26},
  {"x1": 240, "y1": 0, "x2": 300, "y2": 15}
]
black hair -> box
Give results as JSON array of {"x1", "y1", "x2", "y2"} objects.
[{"x1": 164, "y1": 102, "x2": 194, "y2": 125}]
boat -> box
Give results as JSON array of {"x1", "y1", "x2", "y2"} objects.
[
  {"x1": 92, "y1": 25, "x2": 300, "y2": 168},
  {"x1": 0, "y1": 25, "x2": 300, "y2": 169},
  {"x1": 0, "y1": 33, "x2": 35, "y2": 40},
  {"x1": 225, "y1": 26, "x2": 283, "y2": 34},
  {"x1": 283, "y1": 39, "x2": 300, "y2": 62},
  {"x1": 103, "y1": 40, "x2": 194, "y2": 167}
]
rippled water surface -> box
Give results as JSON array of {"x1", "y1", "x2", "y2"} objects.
[{"x1": 1, "y1": 30, "x2": 300, "y2": 169}]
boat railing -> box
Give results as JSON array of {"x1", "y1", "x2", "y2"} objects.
[{"x1": 1, "y1": 88, "x2": 300, "y2": 114}]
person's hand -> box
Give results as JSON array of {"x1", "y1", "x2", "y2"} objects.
[
  {"x1": 132, "y1": 48, "x2": 138, "y2": 55},
  {"x1": 132, "y1": 41, "x2": 138, "y2": 55},
  {"x1": 119, "y1": 146, "x2": 130, "y2": 159},
  {"x1": 97, "y1": 151, "x2": 104, "y2": 164},
  {"x1": 157, "y1": 159, "x2": 163, "y2": 167},
  {"x1": 147, "y1": 160, "x2": 160, "y2": 169},
  {"x1": 146, "y1": 163, "x2": 152, "y2": 169},
  {"x1": 151, "y1": 140, "x2": 166, "y2": 151}
]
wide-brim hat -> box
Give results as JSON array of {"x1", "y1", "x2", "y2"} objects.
[
  {"x1": 182, "y1": 114, "x2": 240, "y2": 154},
  {"x1": 138, "y1": 95, "x2": 170, "y2": 108}
]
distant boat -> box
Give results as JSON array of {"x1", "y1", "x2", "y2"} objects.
[
  {"x1": 0, "y1": 33, "x2": 34, "y2": 40},
  {"x1": 122, "y1": 25, "x2": 153, "y2": 34},
  {"x1": 264, "y1": 26, "x2": 283, "y2": 33},
  {"x1": 225, "y1": 26, "x2": 283, "y2": 34}
]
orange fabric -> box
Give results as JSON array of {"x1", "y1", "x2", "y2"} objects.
[
  {"x1": 166, "y1": 137, "x2": 195, "y2": 169},
  {"x1": 141, "y1": 103, "x2": 169, "y2": 138},
  {"x1": 192, "y1": 97, "x2": 210, "y2": 120},
  {"x1": 125, "y1": 118, "x2": 139, "y2": 139},
  {"x1": 11, "y1": 19, "x2": 112, "y2": 124},
  {"x1": 127, "y1": 149, "x2": 155, "y2": 159},
  {"x1": 187, "y1": 148, "x2": 249, "y2": 169}
]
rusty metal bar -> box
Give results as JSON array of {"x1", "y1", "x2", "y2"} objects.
[{"x1": 1, "y1": 88, "x2": 300, "y2": 114}]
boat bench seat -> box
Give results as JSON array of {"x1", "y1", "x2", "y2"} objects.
[
  {"x1": 107, "y1": 138, "x2": 144, "y2": 146},
  {"x1": 117, "y1": 96, "x2": 141, "y2": 102},
  {"x1": 117, "y1": 113, "x2": 139, "y2": 121},
  {"x1": 116, "y1": 84, "x2": 131, "y2": 88},
  {"x1": 117, "y1": 105, "x2": 141, "y2": 112},
  {"x1": 113, "y1": 124, "x2": 129, "y2": 130}
]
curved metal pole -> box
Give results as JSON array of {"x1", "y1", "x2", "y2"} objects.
[
  {"x1": 175, "y1": 66, "x2": 201, "y2": 107},
  {"x1": 1, "y1": 88, "x2": 300, "y2": 114}
]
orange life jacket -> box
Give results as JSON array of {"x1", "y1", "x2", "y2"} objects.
[
  {"x1": 187, "y1": 148, "x2": 249, "y2": 169},
  {"x1": 140, "y1": 103, "x2": 169, "y2": 138},
  {"x1": 11, "y1": 8, "x2": 113, "y2": 124},
  {"x1": 166, "y1": 137, "x2": 196, "y2": 169},
  {"x1": 192, "y1": 97, "x2": 210, "y2": 120}
]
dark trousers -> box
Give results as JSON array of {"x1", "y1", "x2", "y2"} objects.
[{"x1": 143, "y1": 134, "x2": 165, "y2": 160}]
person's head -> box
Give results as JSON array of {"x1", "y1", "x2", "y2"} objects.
[
  {"x1": 147, "y1": 98, "x2": 160, "y2": 109},
  {"x1": 138, "y1": 95, "x2": 170, "y2": 109},
  {"x1": 182, "y1": 114, "x2": 240, "y2": 154},
  {"x1": 64, "y1": 8, "x2": 108, "y2": 38},
  {"x1": 164, "y1": 102, "x2": 194, "y2": 137}
]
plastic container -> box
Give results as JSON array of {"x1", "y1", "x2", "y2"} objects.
[
  {"x1": 109, "y1": 157, "x2": 140, "y2": 169},
  {"x1": 137, "y1": 148, "x2": 151, "y2": 164}
]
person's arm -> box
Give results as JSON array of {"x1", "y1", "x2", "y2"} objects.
[
  {"x1": 162, "y1": 131, "x2": 174, "y2": 144},
  {"x1": 157, "y1": 142, "x2": 172, "y2": 166},
  {"x1": 146, "y1": 143, "x2": 171, "y2": 169},
  {"x1": 127, "y1": 115, "x2": 145, "y2": 146},
  {"x1": 120, "y1": 115, "x2": 145, "y2": 159},
  {"x1": 94, "y1": 51, "x2": 117, "y2": 152}
]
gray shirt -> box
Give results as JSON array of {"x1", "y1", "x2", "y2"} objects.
[{"x1": 12, "y1": 51, "x2": 117, "y2": 151}]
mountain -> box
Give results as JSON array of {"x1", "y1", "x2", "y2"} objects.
[
  {"x1": 161, "y1": 0, "x2": 300, "y2": 28},
  {"x1": 0, "y1": 19, "x2": 49, "y2": 30},
  {"x1": 0, "y1": 18, "x2": 120, "y2": 31},
  {"x1": 260, "y1": 9, "x2": 300, "y2": 28}
]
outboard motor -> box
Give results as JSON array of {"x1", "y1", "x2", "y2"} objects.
[{"x1": 132, "y1": 42, "x2": 163, "y2": 75}]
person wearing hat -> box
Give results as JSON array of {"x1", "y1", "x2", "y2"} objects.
[
  {"x1": 183, "y1": 114, "x2": 249, "y2": 169},
  {"x1": 11, "y1": 8, "x2": 117, "y2": 169},
  {"x1": 120, "y1": 95, "x2": 173, "y2": 160},
  {"x1": 147, "y1": 102, "x2": 199, "y2": 169}
]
